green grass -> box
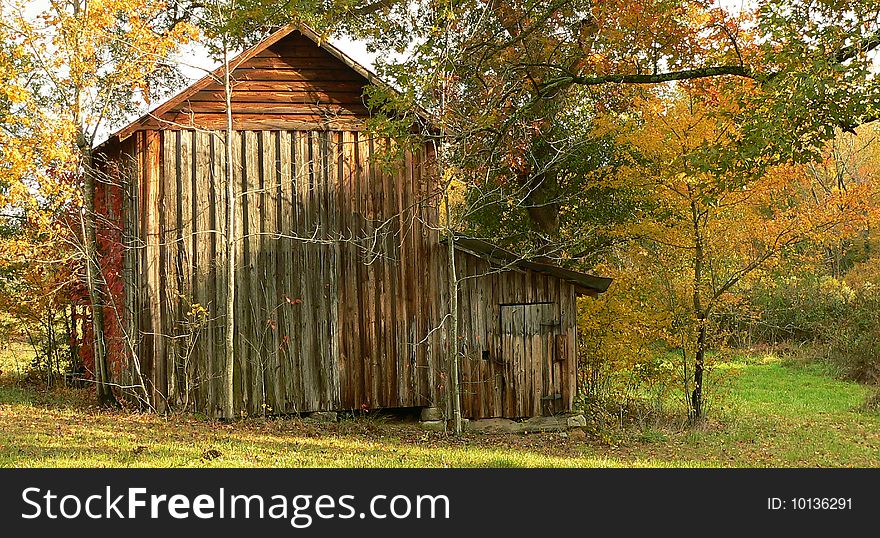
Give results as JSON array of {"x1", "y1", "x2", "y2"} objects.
[
  {"x1": 584, "y1": 355, "x2": 880, "y2": 467},
  {"x1": 1, "y1": 353, "x2": 879, "y2": 467}
]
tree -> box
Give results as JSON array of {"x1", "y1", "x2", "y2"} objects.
[
  {"x1": 600, "y1": 90, "x2": 871, "y2": 419},
  {"x1": 3, "y1": 0, "x2": 197, "y2": 405},
  {"x1": 345, "y1": 0, "x2": 739, "y2": 428},
  {"x1": 347, "y1": 0, "x2": 880, "y2": 258}
]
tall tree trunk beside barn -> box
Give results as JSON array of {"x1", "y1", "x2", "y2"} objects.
[
  {"x1": 436, "y1": 26, "x2": 463, "y2": 433},
  {"x1": 445, "y1": 197, "x2": 462, "y2": 434},
  {"x1": 222, "y1": 36, "x2": 236, "y2": 420},
  {"x1": 5, "y1": 0, "x2": 196, "y2": 407}
]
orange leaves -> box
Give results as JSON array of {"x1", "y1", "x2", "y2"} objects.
[
  {"x1": 0, "y1": 0, "x2": 197, "y2": 230},
  {"x1": 0, "y1": 1, "x2": 197, "y2": 379},
  {"x1": 589, "y1": 0, "x2": 738, "y2": 72},
  {"x1": 592, "y1": 80, "x2": 875, "y2": 350}
]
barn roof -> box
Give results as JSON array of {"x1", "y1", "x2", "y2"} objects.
[
  {"x1": 449, "y1": 235, "x2": 613, "y2": 295},
  {"x1": 95, "y1": 24, "x2": 403, "y2": 149}
]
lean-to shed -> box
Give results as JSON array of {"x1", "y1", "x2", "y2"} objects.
[{"x1": 92, "y1": 25, "x2": 611, "y2": 420}]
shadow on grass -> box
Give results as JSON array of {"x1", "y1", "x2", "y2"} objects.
[{"x1": 0, "y1": 381, "x2": 629, "y2": 468}]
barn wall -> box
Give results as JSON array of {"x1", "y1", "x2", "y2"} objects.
[
  {"x1": 451, "y1": 249, "x2": 579, "y2": 419},
  {"x1": 112, "y1": 129, "x2": 444, "y2": 417},
  {"x1": 103, "y1": 131, "x2": 582, "y2": 420},
  {"x1": 90, "y1": 141, "x2": 134, "y2": 392}
]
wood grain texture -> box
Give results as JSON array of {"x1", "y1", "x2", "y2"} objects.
[
  {"x1": 452, "y1": 249, "x2": 580, "y2": 418},
  {"x1": 131, "y1": 33, "x2": 369, "y2": 134}
]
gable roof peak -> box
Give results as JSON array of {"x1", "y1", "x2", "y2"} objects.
[{"x1": 97, "y1": 24, "x2": 389, "y2": 148}]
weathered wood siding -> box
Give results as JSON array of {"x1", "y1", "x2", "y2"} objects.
[
  {"x1": 97, "y1": 27, "x2": 589, "y2": 420},
  {"x1": 113, "y1": 129, "x2": 444, "y2": 417},
  {"x1": 133, "y1": 32, "x2": 370, "y2": 132},
  {"x1": 450, "y1": 249, "x2": 579, "y2": 418}
]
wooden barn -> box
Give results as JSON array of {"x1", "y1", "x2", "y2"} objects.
[{"x1": 92, "y1": 25, "x2": 611, "y2": 422}]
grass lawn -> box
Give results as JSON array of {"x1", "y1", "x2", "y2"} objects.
[{"x1": 1, "y1": 352, "x2": 879, "y2": 467}]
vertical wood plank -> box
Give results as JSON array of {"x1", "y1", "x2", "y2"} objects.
[
  {"x1": 161, "y1": 132, "x2": 179, "y2": 406},
  {"x1": 397, "y1": 150, "x2": 414, "y2": 407},
  {"x1": 402, "y1": 150, "x2": 420, "y2": 406},
  {"x1": 311, "y1": 130, "x2": 327, "y2": 410},
  {"x1": 144, "y1": 131, "x2": 165, "y2": 411},
  {"x1": 262, "y1": 130, "x2": 281, "y2": 412},
  {"x1": 233, "y1": 130, "x2": 248, "y2": 413},
  {"x1": 291, "y1": 130, "x2": 309, "y2": 411},
  {"x1": 120, "y1": 138, "x2": 136, "y2": 397},
  {"x1": 194, "y1": 131, "x2": 212, "y2": 413},
  {"x1": 421, "y1": 148, "x2": 440, "y2": 410},
  {"x1": 463, "y1": 255, "x2": 476, "y2": 418},
  {"x1": 372, "y1": 135, "x2": 388, "y2": 408},
  {"x1": 299, "y1": 130, "x2": 318, "y2": 410},
  {"x1": 327, "y1": 131, "x2": 342, "y2": 409},
  {"x1": 377, "y1": 138, "x2": 396, "y2": 408},
  {"x1": 290, "y1": 130, "x2": 307, "y2": 412},
  {"x1": 537, "y1": 302, "x2": 548, "y2": 416},
  {"x1": 177, "y1": 131, "x2": 194, "y2": 407},
  {"x1": 359, "y1": 133, "x2": 379, "y2": 408},
  {"x1": 339, "y1": 131, "x2": 360, "y2": 409},
  {"x1": 565, "y1": 283, "x2": 577, "y2": 412},
  {"x1": 278, "y1": 130, "x2": 296, "y2": 412}
]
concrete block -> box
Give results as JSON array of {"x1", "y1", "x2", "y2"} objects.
[
  {"x1": 566, "y1": 414, "x2": 587, "y2": 428},
  {"x1": 305, "y1": 411, "x2": 338, "y2": 423},
  {"x1": 420, "y1": 420, "x2": 446, "y2": 432},
  {"x1": 520, "y1": 415, "x2": 567, "y2": 432},
  {"x1": 467, "y1": 418, "x2": 522, "y2": 434},
  {"x1": 420, "y1": 407, "x2": 443, "y2": 421}
]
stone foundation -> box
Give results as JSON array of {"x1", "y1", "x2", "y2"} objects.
[
  {"x1": 419, "y1": 412, "x2": 586, "y2": 434},
  {"x1": 304, "y1": 411, "x2": 338, "y2": 423}
]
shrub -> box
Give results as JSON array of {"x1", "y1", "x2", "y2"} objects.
[{"x1": 745, "y1": 258, "x2": 880, "y2": 383}]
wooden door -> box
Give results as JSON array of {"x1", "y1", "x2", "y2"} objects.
[{"x1": 500, "y1": 303, "x2": 563, "y2": 417}]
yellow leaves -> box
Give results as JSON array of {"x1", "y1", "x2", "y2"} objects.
[
  {"x1": 0, "y1": 0, "x2": 197, "y2": 250},
  {"x1": 11, "y1": 0, "x2": 197, "y2": 110},
  {"x1": 439, "y1": 167, "x2": 467, "y2": 225},
  {"x1": 2, "y1": 84, "x2": 29, "y2": 105},
  {"x1": 587, "y1": 84, "x2": 880, "y2": 373}
]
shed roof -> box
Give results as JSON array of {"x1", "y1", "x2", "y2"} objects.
[
  {"x1": 96, "y1": 24, "x2": 405, "y2": 149},
  {"x1": 449, "y1": 235, "x2": 613, "y2": 295}
]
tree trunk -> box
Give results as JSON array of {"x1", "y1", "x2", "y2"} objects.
[
  {"x1": 80, "y1": 143, "x2": 119, "y2": 407},
  {"x1": 522, "y1": 171, "x2": 561, "y2": 239},
  {"x1": 446, "y1": 216, "x2": 463, "y2": 434},
  {"x1": 517, "y1": 134, "x2": 562, "y2": 244},
  {"x1": 690, "y1": 198, "x2": 704, "y2": 421},
  {"x1": 222, "y1": 37, "x2": 236, "y2": 420},
  {"x1": 691, "y1": 316, "x2": 707, "y2": 420}
]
